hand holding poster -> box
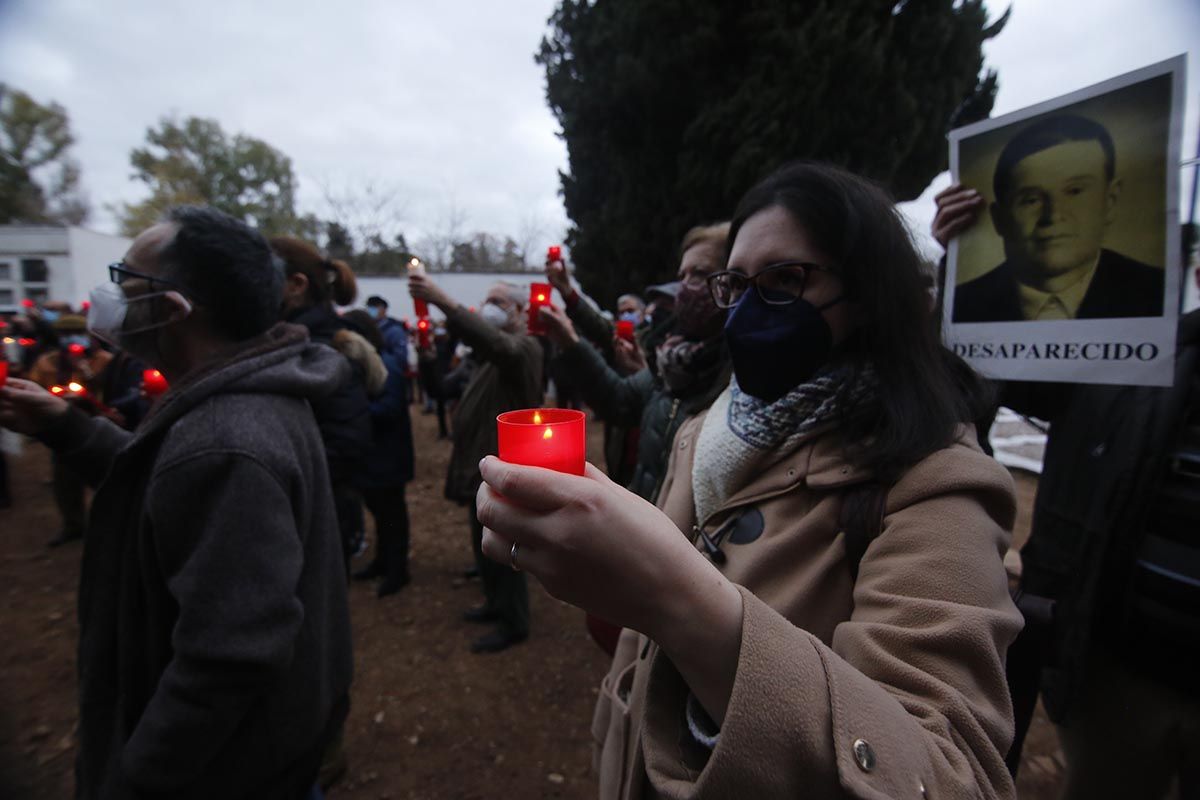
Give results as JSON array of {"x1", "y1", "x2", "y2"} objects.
[{"x1": 944, "y1": 56, "x2": 1186, "y2": 386}]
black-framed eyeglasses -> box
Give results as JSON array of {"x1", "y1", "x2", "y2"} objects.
[
  {"x1": 108, "y1": 262, "x2": 188, "y2": 291},
  {"x1": 706, "y1": 261, "x2": 835, "y2": 309}
]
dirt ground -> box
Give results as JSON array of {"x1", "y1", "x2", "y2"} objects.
[{"x1": 0, "y1": 409, "x2": 1064, "y2": 799}]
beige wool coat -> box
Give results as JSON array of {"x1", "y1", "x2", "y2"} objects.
[{"x1": 592, "y1": 412, "x2": 1023, "y2": 799}]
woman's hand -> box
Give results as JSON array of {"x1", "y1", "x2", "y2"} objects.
[
  {"x1": 476, "y1": 456, "x2": 739, "y2": 640},
  {"x1": 537, "y1": 305, "x2": 580, "y2": 349},
  {"x1": 931, "y1": 183, "x2": 985, "y2": 249},
  {"x1": 477, "y1": 456, "x2": 743, "y2": 721},
  {"x1": 408, "y1": 273, "x2": 455, "y2": 311},
  {"x1": 0, "y1": 378, "x2": 69, "y2": 436},
  {"x1": 612, "y1": 337, "x2": 647, "y2": 374}
]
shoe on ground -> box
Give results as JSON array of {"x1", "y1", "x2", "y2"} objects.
[
  {"x1": 377, "y1": 575, "x2": 410, "y2": 597},
  {"x1": 462, "y1": 605, "x2": 499, "y2": 624},
  {"x1": 352, "y1": 562, "x2": 384, "y2": 582},
  {"x1": 470, "y1": 628, "x2": 528, "y2": 654}
]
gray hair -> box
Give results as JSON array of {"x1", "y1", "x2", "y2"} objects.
[
  {"x1": 491, "y1": 281, "x2": 526, "y2": 309},
  {"x1": 616, "y1": 293, "x2": 645, "y2": 310}
]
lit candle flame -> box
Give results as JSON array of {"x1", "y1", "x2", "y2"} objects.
[
  {"x1": 68, "y1": 382, "x2": 84, "y2": 393},
  {"x1": 537, "y1": 293, "x2": 546, "y2": 302},
  {"x1": 543, "y1": 427, "x2": 553, "y2": 440},
  {"x1": 532, "y1": 411, "x2": 542, "y2": 424}
]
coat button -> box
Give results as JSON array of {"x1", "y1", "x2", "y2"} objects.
[
  {"x1": 679, "y1": 439, "x2": 688, "y2": 449},
  {"x1": 852, "y1": 738, "x2": 875, "y2": 772}
]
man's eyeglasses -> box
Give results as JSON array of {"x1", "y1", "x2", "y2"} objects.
[
  {"x1": 108, "y1": 262, "x2": 188, "y2": 291},
  {"x1": 706, "y1": 261, "x2": 835, "y2": 309}
]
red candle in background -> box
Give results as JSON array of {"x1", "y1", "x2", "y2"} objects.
[
  {"x1": 416, "y1": 317, "x2": 432, "y2": 349},
  {"x1": 616, "y1": 320, "x2": 635, "y2": 342},
  {"x1": 527, "y1": 282, "x2": 552, "y2": 336},
  {"x1": 0, "y1": 360, "x2": 8, "y2": 388},
  {"x1": 497, "y1": 408, "x2": 586, "y2": 476},
  {"x1": 547, "y1": 245, "x2": 562, "y2": 263},
  {"x1": 408, "y1": 257, "x2": 429, "y2": 318},
  {"x1": 21, "y1": 299, "x2": 35, "y2": 309},
  {"x1": 142, "y1": 368, "x2": 169, "y2": 397},
  {"x1": 67, "y1": 343, "x2": 86, "y2": 357}
]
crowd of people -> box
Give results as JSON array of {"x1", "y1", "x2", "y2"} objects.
[{"x1": 0, "y1": 155, "x2": 1196, "y2": 799}]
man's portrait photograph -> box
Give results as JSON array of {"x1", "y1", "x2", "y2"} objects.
[
  {"x1": 944, "y1": 57, "x2": 1185, "y2": 388},
  {"x1": 950, "y1": 73, "x2": 1172, "y2": 324}
]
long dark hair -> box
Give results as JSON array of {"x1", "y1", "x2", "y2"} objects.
[{"x1": 728, "y1": 162, "x2": 993, "y2": 480}]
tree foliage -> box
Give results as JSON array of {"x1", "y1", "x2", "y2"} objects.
[
  {"x1": 0, "y1": 83, "x2": 88, "y2": 225},
  {"x1": 118, "y1": 115, "x2": 316, "y2": 238},
  {"x1": 537, "y1": 0, "x2": 1008, "y2": 306}
]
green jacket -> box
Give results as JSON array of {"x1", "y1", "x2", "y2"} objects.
[
  {"x1": 443, "y1": 304, "x2": 544, "y2": 503},
  {"x1": 563, "y1": 292, "x2": 632, "y2": 483},
  {"x1": 555, "y1": 338, "x2": 728, "y2": 502}
]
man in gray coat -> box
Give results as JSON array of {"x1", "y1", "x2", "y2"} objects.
[
  {"x1": 0, "y1": 206, "x2": 352, "y2": 799},
  {"x1": 409, "y1": 272, "x2": 543, "y2": 653}
]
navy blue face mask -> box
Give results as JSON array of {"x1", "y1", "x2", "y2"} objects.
[{"x1": 724, "y1": 289, "x2": 843, "y2": 403}]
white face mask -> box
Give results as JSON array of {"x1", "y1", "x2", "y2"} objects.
[
  {"x1": 480, "y1": 302, "x2": 511, "y2": 329},
  {"x1": 87, "y1": 282, "x2": 193, "y2": 352}
]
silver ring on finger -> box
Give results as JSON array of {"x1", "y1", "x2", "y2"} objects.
[{"x1": 510, "y1": 541, "x2": 521, "y2": 572}]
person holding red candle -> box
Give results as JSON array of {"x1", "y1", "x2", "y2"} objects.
[
  {"x1": 0, "y1": 206, "x2": 354, "y2": 799},
  {"x1": 409, "y1": 271, "x2": 543, "y2": 653},
  {"x1": 540, "y1": 222, "x2": 733, "y2": 503},
  {"x1": 28, "y1": 314, "x2": 115, "y2": 546},
  {"x1": 476, "y1": 163, "x2": 1021, "y2": 799}
]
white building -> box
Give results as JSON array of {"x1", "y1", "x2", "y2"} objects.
[{"x1": 0, "y1": 225, "x2": 131, "y2": 313}]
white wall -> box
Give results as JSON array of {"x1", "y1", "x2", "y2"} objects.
[
  {"x1": 0, "y1": 226, "x2": 69, "y2": 313},
  {"x1": 0, "y1": 226, "x2": 130, "y2": 312},
  {"x1": 351, "y1": 272, "x2": 553, "y2": 321},
  {"x1": 67, "y1": 227, "x2": 131, "y2": 307}
]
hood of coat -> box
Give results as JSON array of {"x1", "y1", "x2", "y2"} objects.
[{"x1": 136, "y1": 322, "x2": 348, "y2": 441}]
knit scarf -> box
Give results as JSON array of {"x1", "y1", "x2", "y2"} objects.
[
  {"x1": 655, "y1": 333, "x2": 726, "y2": 398},
  {"x1": 692, "y1": 366, "x2": 876, "y2": 526}
]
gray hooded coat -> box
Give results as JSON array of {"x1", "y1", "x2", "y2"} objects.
[{"x1": 38, "y1": 323, "x2": 353, "y2": 800}]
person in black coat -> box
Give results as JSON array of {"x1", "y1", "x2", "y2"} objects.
[
  {"x1": 0, "y1": 207, "x2": 352, "y2": 799},
  {"x1": 273, "y1": 237, "x2": 374, "y2": 574},
  {"x1": 343, "y1": 310, "x2": 415, "y2": 597},
  {"x1": 952, "y1": 114, "x2": 1165, "y2": 323}
]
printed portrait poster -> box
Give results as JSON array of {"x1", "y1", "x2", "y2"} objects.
[{"x1": 944, "y1": 56, "x2": 1186, "y2": 386}]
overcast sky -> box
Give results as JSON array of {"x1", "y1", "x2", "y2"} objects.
[{"x1": 0, "y1": 0, "x2": 1197, "y2": 266}]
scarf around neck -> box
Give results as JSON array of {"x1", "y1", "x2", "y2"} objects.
[
  {"x1": 655, "y1": 334, "x2": 726, "y2": 397},
  {"x1": 692, "y1": 366, "x2": 876, "y2": 526}
]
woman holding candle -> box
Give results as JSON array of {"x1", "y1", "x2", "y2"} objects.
[
  {"x1": 477, "y1": 162, "x2": 1021, "y2": 798},
  {"x1": 540, "y1": 222, "x2": 733, "y2": 504}
]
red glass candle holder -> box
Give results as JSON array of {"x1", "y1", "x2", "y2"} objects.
[
  {"x1": 413, "y1": 297, "x2": 429, "y2": 318},
  {"x1": 527, "y1": 282, "x2": 552, "y2": 336},
  {"x1": 0, "y1": 360, "x2": 8, "y2": 389},
  {"x1": 143, "y1": 369, "x2": 169, "y2": 397},
  {"x1": 547, "y1": 245, "x2": 562, "y2": 263},
  {"x1": 616, "y1": 320, "x2": 635, "y2": 342},
  {"x1": 497, "y1": 408, "x2": 586, "y2": 475}
]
